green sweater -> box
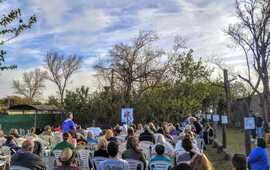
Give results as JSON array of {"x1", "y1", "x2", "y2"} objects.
[{"x1": 53, "y1": 141, "x2": 75, "y2": 150}]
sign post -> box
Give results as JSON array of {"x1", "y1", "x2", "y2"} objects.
[{"x1": 121, "y1": 108, "x2": 134, "y2": 125}]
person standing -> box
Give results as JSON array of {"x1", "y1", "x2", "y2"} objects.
[
  {"x1": 62, "y1": 113, "x2": 76, "y2": 134},
  {"x1": 256, "y1": 114, "x2": 264, "y2": 139},
  {"x1": 248, "y1": 138, "x2": 269, "y2": 170}
]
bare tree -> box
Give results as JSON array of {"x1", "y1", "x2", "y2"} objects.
[
  {"x1": 96, "y1": 31, "x2": 168, "y2": 105},
  {"x1": 226, "y1": 0, "x2": 270, "y2": 120},
  {"x1": 44, "y1": 52, "x2": 82, "y2": 106},
  {"x1": 12, "y1": 69, "x2": 47, "y2": 101}
]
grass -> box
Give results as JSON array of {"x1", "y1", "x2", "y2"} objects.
[
  {"x1": 216, "y1": 127, "x2": 246, "y2": 155},
  {"x1": 205, "y1": 145, "x2": 231, "y2": 170}
]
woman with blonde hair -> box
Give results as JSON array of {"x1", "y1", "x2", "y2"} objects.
[
  {"x1": 190, "y1": 153, "x2": 213, "y2": 170},
  {"x1": 105, "y1": 129, "x2": 114, "y2": 141},
  {"x1": 94, "y1": 136, "x2": 109, "y2": 158}
]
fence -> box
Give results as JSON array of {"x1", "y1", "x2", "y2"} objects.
[{"x1": 0, "y1": 113, "x2": 62, "y2": 133}]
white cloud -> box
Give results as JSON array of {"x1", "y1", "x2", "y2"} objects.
[{"x1": 0, "y1": 0, "x2": 251, "y2": 99}]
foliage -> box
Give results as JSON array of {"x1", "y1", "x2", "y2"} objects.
[{"x1": 0, "y1": 1, "x2": 37, "y2": 70}]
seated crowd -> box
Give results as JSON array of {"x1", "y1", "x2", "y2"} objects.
[{"x1": 0, "y1": 113, "x2": 267, "y2": 170}]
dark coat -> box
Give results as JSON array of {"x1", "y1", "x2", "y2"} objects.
[
  {"x1": 11, "y1": 150, "x2": 46, "y2": 170},
  {"x1": 139, "y1": 131, "x2": 155, "y2": 143}
]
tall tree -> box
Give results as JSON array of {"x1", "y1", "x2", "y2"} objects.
[
  {"x1": 96, "y1": 31, "x2": 168, "y2": 105},
  {"x1": 0, "y1": 1, "x2": 36, "y2": 70},
  {"x1": 226, "y1": 0, "x2": 270, "y2": 120},
  {"x1": 44, "y1": 52, "x2": 82, "y2": 106},
  {"x1": 12, "y1": 69, "x2": 47, "y2": 101}
]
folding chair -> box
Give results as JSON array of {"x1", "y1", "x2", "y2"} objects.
[
  {"x1": 78, "y1": 149, "x2": 91, "y2": 170},
  {"x1": 52, "y1": 150, "x2": 62, "y2": 166},
  {"x1": 10, "y1": 166, "x2": 32, "y2": 170},
  {"x1": 149, "y1": 161, "x2": 171, "y2": 170},
  {"x1": 126, "y1": 159, "x2": 144, "y2": 170}
]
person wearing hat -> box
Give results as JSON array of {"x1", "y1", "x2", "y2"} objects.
[{"x1": 53, "y1": 148, "x2": 81, "y2": 170}]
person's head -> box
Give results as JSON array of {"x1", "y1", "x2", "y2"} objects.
[
  {"x1": 44, "y1": 125, "x2": 51, "y2": 132},
  {"x1": 10, "y1": 128, "x2": 19, "y2": 138},
  {"x1": 257, "y1": 138, "x2": 266, "y2": 148},
  {"x1": 155, "y1": 144, "x2": 165, "y2": 155},
  {"x1": 126, "y1": 136, "x2": 140, "y2": 152},
  {"x1": 182, "y1": 135, "x2": 193, "y2": 152},
  {"x1": 33, "y1": 141, "x2": 42, "y2": 156},
  {"x1": 115, "y1": 127, "x2": 121, "y2": 135},
  {"x1": 30, "y1": 127, "x2": 36, "y2": 134},
  {"x1": 137, "y1": 124, "x2": 143, "y2": 130},
  {"x1": 127, "y1": 127, "x2": 134, "y2": 137},
  {"x1": 107, "y1": 141, "x2": 119, "y2": 158},
  {"x1": 173, "y1": 163, "x2": 192, "y2": 170},
  {"x1": 5, "y1": 135, "x2": 15, "y2": 144},
  {"x1": 0, "y1": 129, "x2": 4, "y2": 137},
  {"x1": 231, "y1": 154, "x2": 247, "y2": 170},
  {"x1": 190, "y1": 154, "x2": 213, "y2": 170},
  {"x1": 59, "y1": 148, "x2": 76, "y2": 166},
  {"x1": 67, "y1": 112, "x2": 73, "y2": 119},
  {"x1": 149, "y1": 122, "x2": 156, "y2": 132},
  {"x1": 21, "y1": 139, "x2": 35, "y2": 153},
  {"x1": 97, "y1": 136, "x2": 108, "y2": 150},
  {"x1": 105, "y1": 129, "x2": 114, "y2": 140},
  {"x1": 175, "y1": 123, "x2": 180, "y2": 129},
  {"x1": 156, "y1": 134, "x2": 166, "y2": 144},
  {"x1": 63, "y1": 132, "x2": 71, "y2": 141},
  {"x1": 87, "y1": 131, "x2": 94, "y2": 138}
]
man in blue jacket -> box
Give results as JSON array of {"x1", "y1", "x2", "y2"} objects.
[
  {"x1": 62, "y1": 113, "x2": 76, "y2": 133},
  {"x1": 248, "y1": 138, "x2": 269, "y2": 170}
]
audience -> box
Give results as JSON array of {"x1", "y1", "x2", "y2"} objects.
[
  {"x1": 105, "y1": 129, "x2": 114, "y2": 141},
  {"x1": 190, "y1": 153, "x2": 213, "y2": 170},
  {"x1": 139, "y1": 126, "x2": 155, "y2": 143},
  {"x1": 232, "y1": 153, "x2": 247, "y2": 170},
  {"x1": 153, "y1": 134, "x2": 174, "y2": 157},
  {"x1": 86, "y1": 131, "x2": 98, "y2": 144},
  {"x1": 10, "y1": 128, "x2": 20, "y2": 138},
  {"x1": 172, "y1": 162, "x2": 192, "y2": 170},
  {"x1": 53, "y1": 132, "x2": 74, "y2": 150},
  {"x1": 3, "y1": 135, "x2": 19, "y2": 154},
  {"x1": 53, "y1": 148, "x2": 81, "y2": 170},
  {"x1": 176, "y1": 135, "x2": 197, "y2": 164},
  {"x1": 248, "y1": 138, "x2": 269, "y2": 170},
  {"x1": 98, "y1": 141, "x2": 129, "y2": 170},
  {"x1": 2, "y1": 117, "x2": 234, "y2": 170},
  {"x1": 94, "y1": 136, "x2": 109, "y2": 158},
  {"x1": 11, "y1": 139, "x2": 46, "y2": 170},
  {"x1": 122, "y1": 136, "x2": 147, "y2": 169},
  {"x1": 150, "y1": 144, "x2": 172, "y2": 165},
  {"x1": 0, "y1": 129, "x2": 6, "y2": 146}
]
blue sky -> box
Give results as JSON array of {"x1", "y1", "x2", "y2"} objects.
[{"x1": 0, "y1": 0, "x2": 244, "y2": 99}]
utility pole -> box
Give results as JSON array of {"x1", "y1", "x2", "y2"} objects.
[{"x1": 223, "y1": 69, "x2": 231, "y2": 149}]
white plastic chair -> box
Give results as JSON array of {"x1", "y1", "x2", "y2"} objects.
[
  {"x1": 149, "y1": 161, "x2": 171, "y2": 170},
  {"x1": 0, "y1": 160, "x2": 6, "y2": 169},
  {"x1": 139, "y1": 141, "x2": 154, "y2": 160},
  {"x1": 10, "y1": 166, "x2": 32, "y2": 170},
  {"x1": 126, "y1": 159, "x2": 144, "y2": 170},
  {"x1": 53, "y1": 150, "x2": 62, "y2": 166},
  {"x1": 93, "y1": 156, "x2": 107, "y2": 170},
  {"x1": 78, "y1": 149, "x2": 91, "y2": 170}
]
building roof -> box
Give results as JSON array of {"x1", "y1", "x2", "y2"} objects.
[{"x1": 8, "y1": 104, "x2": 63, "y2": 112}]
